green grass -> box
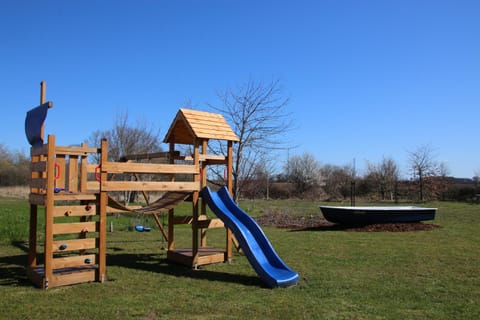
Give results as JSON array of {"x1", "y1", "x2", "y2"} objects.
[{"x1": 0, "y1": 196, "x2": 479, "y2": 319}]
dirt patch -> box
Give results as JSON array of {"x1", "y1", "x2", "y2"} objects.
[
  {"x1": 0, "y1": 186, "x2": 29, "y2": 199},
  {"x1": 255, "y1": 213, "x2": 441, "y2": 232}
]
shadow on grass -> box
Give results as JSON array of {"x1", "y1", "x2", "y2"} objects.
[
  {"x1": 289, "y1": 222, "x2": 441, "y2": 232},
  {"x1": 0, "y1": 254, "x2": 30, "y2": 287},
  {"x1": 108, "y1": 253, "x2": 264, "y2": 288},
  {"x1": 1, "y1": 241, "x2": 263, "y2": 288},
  {"x1": 289, "y1": 224, "x2": 359, "y2": 232}
]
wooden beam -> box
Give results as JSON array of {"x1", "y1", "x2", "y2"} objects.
[
  {"x1": 101, "y1": 181, "x2": 199, "y2": 192},
  {"x1": 197, "y1": 218, "x2": 224, "y2": 229},
  {"x1": 98, "y1": 139, "x2": 108, "y2": 283},
  {"x1": 102, "y1": 162, "x2": 199, "y2": 174},
  {"x1": 55, "y1": 146, "x2": 99, "y2": 156}
]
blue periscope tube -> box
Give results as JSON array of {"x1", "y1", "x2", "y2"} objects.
[{"x1": 201, "y1": 186, "x2": 299, "y2": 288}]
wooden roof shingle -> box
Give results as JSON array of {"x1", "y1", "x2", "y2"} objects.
[{"x1": 164, "y1": 109, "x2": 239, "y2": 144}]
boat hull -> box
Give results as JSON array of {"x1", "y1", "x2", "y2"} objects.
[{"x1": 319, "y1": 206, "x2": 436, "y2": 225}]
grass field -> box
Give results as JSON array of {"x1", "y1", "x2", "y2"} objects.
[{"x1": 0, "y1": 195, "x2": 479, "y2": 319}]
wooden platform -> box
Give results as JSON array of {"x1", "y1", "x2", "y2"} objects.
[
  {"x1": 27, "y1": 264, "x2": 100, "y2": 289},
  {"x1": 167, "y1": 248, "x2": 227, "y2": 268}
]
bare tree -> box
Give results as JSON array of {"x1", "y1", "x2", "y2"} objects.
[
  {"x1": 88, "y1": 111, "x2": 162, "y2": 161},
  {"x1": 321, "y1": 164, "x2": 352, "y2": 200},
  {"x1": 87, "y1": 111, "x2": 162, "y2": 204},
  {"x1": 241, "y1": 157, "x2": 276, "y2": 199},
  {"x1": 210, "y1": 79, "x2": 294, "y2": 199},
  {"x1": 286, "y1": 152, "x2": 323, "y2": 198},
  {"x1": 365, "y1": 157, "x2": 399, "y2": 201},
  {"x1": 408, "y1": 144, "x2": 440, "y2": 202}
]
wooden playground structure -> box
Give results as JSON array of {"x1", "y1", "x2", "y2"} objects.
[{"x1": 25, "y1": 82, "x2": 239, "y2": 289}]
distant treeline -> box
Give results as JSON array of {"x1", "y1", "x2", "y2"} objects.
[
  {"x1": 0, "y1": 144, "x2": 29, "y2": 186},
  {"x1": 1, "y1": 143, "x2": 478, "y2": 203},
  {"x1": 240, "y1": 176, "x2": 480, "y2": 203}
]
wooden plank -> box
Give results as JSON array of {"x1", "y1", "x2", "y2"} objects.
[
  {"x1": 29, "y1": 193, "x2": 45, "y2": 205},
  {"x1": 197, "y1": 251, "x2": 226, "y2": 266},
  {"x1": 120, "y1": 151, "x2": 178, "y2": 161},
  {"x1": 55, "y1": 146, "x2": 99, "y2": 156},
  {"x1": 68, "y1": 155, "x2": 79, "y2": 192},
  {"x1": 172, "y1": 216, "x2": 194, "y2": 224},
  {"x1": 205, "y1": 159, "x2": 228, "y2": 166},
  {"x1": 53, "y1": 193, "x2": 97, "y2": 201},
  {"x1": 44, "y1": 135, "x2": 56, "y2": 283},
  {"x1": 53, "y1": 204, "x2": 97, "y2": 217},
  {"x1": 30, "y1": 178, "x2": 46, "y2": 190},
  {"x1": 98, "y1": 139, "x2": 108, "y2": 283},
  {"x1": 31, "y1": 161, "x2": 47, "y2": 172},
  {"x1": 102, "y1": 162, "x2": 199, "y2": 174},
  {"x1": 167, "y1": 250, "x2": 194, "y2": 266},
  {"x1": 52, "y1": 254, "x2": 97, "y2": 269},
  {"x1": 51, "y1": 269, "x2": 96, "y2": 288},
  {"x1": 197, "y1": 218, "x2": 224, "y2": 229},
  {"x1": 201, "y1": 154, "x2": 227, "y2": 161},
  {"x1": 30, "y1": 145, "x2": 48, "y2": 156},
  {"x1": 79, "y1": 145, "x2": 89, "y2": 192},
  {"x1": 28, "y1": 205, "x2": 38, "y2": 268},
  {"x1": 86, "y1": 163, "x2": 98, "y2": 173},
  {"x1": 26, "y1": 267, "x2": 44, "y2": 288},
  {"x1": 53, "y1": 221, "x2": 97, "y2": 235},
  {"x1": 86, "y1": 181, "x2": 100, "y2": 192},
  {"x1": 101, "y1": 181, "x2": 199, "y2": 192},
  {"x1": 167, "y1": 248, "x2": 226, "y2": 267},
  {"x1": 55, "y1": 155, "x2": 66, "y2": 189},
  {"x1": 52, "y1": 238, "x2": 97, "y2": 253}
]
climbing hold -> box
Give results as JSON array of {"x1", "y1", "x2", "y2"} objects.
[
  {"x1": 84, "y1": 258, "x2": 91, "y2": 264},
  {"x1": 85, "y1": 205, "x2": 92, "y2": 211},
  {"x1": 59, "y1": 244, "x2": 67, "y2": 250},
  {"x1": 81, "y1": 228, "x2": 89, "y2": 233}
]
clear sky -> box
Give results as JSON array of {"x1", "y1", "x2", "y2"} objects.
[{"x1": 1, "y1": 1, "x2": 479, "y2": 178}]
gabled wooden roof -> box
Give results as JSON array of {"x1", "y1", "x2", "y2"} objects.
[{"x1": 164, "y1": 109, "x2": 239, "y2": 144}]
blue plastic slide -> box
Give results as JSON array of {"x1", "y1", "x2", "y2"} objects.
[{"x1": 201, "y1": 186, "x2": 299, "y2": 288}]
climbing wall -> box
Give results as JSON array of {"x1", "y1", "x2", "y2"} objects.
[{"x1": 27, "y1": 135, "x2": 107, "y2": 289}]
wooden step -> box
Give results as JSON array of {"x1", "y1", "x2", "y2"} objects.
[
  {"x1": 52, "y1": 238, "x2": 97, "y2": 253},
  {"x1": 53, "y1": 221, "x2": 97, "y2": 235},
  {"x1": 52, "y1": 254, "x2": 97, "y2": 269},
  {"x1": 53, "y1": 204, "x2": 97, "y2": 217}
]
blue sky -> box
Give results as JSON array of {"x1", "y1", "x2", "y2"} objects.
[{"x1": 1, "y1": 0, "x2": 479, "y2": 178}]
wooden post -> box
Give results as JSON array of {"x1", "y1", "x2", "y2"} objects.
[
  {"x1": 225, "y1": 140, "x2": 234, "y2": 262},
  {"x1": 44, "y1": 135, "x2": 56, "y2": 288},
  {"x1": 80, "y1": 142, "x2": 88, "y2": 193},
  {"x1": 227, "y1": 141, "x2": 233, "y2": 194},
  {"x1": 27, "y1": 199, "x2": 37, "y2": 268},
  {"x1": 200, "y1": 139, "x2": 208, "y2": 248},
  {"x1": 98, "y1": 139, "x2": 108, "y2": 283},
  {"x1": 28, "y1": 81, "x2": 48, "y2": 270},
  {"x1": 39, "y1": 81, "x2": 47, "y2": 142},
  {"x1": 167, "y1": 141, "x2": 175, "y2": 251},
  {"x1": 192, "y1": 139, "x2": 200, "y2": 267}
]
